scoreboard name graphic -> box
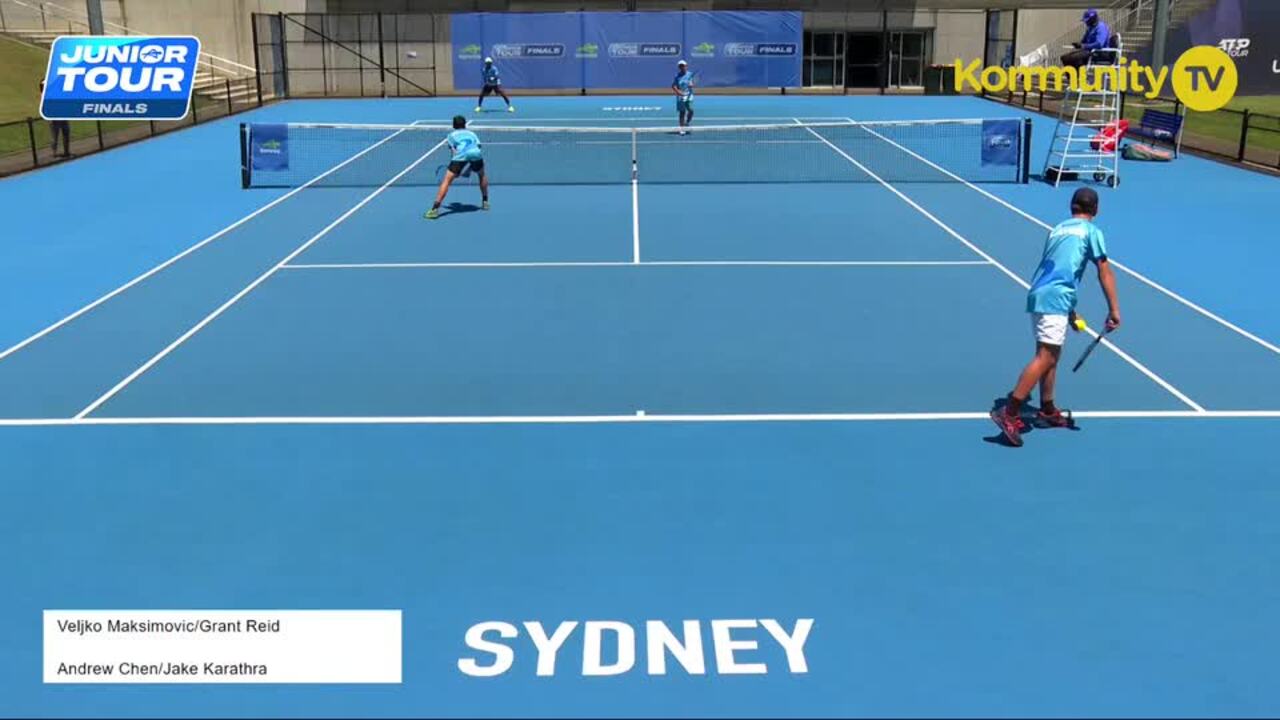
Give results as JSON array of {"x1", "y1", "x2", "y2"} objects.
[{"x1": 41, "y1": 36, "x2": 201, "y2": 121}]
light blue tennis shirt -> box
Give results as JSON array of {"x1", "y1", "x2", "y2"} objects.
[
  {"x1": 482, "y1": 64, "x2": 500, "y2": 85},
  {"x1": 673, "y1": 71, "x2": 694, "y2": 98},
  {"x1": 447, "y1": 129, "x2": 482, "y2": 162},
  {"x1": 1026, "y1": 217, "x2": 1108, "y2": 315}
]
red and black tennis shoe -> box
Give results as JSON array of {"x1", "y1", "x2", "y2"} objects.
[
  {"x1": 990, "y1": 407, "x2": 1024, "y2": 447},
  {"x1": 1036, "y1": 408, "x2": 1075, "y2": 429}
]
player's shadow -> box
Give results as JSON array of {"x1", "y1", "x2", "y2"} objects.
[
  {"x1": 437, "y1": 202, "x2": 482, "y2": 217},
  {"x1": 983, "y1": 396, "x2": 1081, "y2": 447}
]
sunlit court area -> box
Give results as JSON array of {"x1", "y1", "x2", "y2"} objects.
[{"x1": 2, "y1": 0, "x2": 1279, "y2": 717}]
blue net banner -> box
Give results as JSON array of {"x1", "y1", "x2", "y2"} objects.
[
  {"x1": 250, "y1": 124, "x2": 289, "y2": 172},
  {"x1": 981, "y1": 119, "x2": 1021, "y2": 167},
  {"x1": 451, "y1": 11, "x2": 802, "y2": 90}
]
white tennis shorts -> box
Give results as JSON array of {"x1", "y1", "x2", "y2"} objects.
[{"x1": 1031, "y1": 313, "x2": 1069, "y2": 346}]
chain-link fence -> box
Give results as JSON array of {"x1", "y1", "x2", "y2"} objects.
[
  {"x1": 0, "y1": 76, "x2": 263, "y2": 177},
  {"x1": 986, "y1": 90, "x2": 1280, "y2": 174},
  {"x1": 253, "y1": 12, "x2": 439, "y2": 99}
]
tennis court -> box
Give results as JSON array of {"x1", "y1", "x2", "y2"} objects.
[{"x1": 3, "y1": 93, "x2": 1280, "y2": 716}]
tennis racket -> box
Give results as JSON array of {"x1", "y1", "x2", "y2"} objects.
[{"x1": 1071, "y1": 327, "x2": 1111, "y2": 373}]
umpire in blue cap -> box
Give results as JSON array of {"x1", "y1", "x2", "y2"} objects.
[{"x1": 1061, "y1": 8, "x2": 1111, "y2": 69}]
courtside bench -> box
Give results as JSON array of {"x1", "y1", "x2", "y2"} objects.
[{"x1": 1127, "y1": 109, "x2": 1184, "y2": 157}]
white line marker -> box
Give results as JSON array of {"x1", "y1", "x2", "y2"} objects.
[
  {"x1": 0, "y1": 121, "x2": 429, "y2": 366},
  {"x1": 632, "y1": 130, "x2": 641, "y2": 264},
  {"x1": 801, "y1": 119, "x2": 1205, "y2": 412},
  {"x1": 846, "y1": 117, "x2": 1280, "y2": 358},
  {"x1": 461, "y1": 116, "x2": 852, "y2": 124},
  {"x1": 281, "y1": 260, "x2": 994, "y2": 270},
  {"x1": 0, "y1": 410, "x2": 1276, "y2": 427},
  {"x1": 72, "y1": 140, "x2": 450, "y2": 420}
]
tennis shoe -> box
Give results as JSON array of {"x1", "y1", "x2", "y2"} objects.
[
  {"x1": 1036, "y1": 409, "x2": 1074, "y2": 429},
  {"x1": 425, "y1": 208, "x2": 439, "y2": 220},
  {"x1": 990, "y1": 407, "x2": 1024, "y2": 447},
  {"x1": 474, "y1": 106, "x2": 482, "y2": 112},
  {"x1": 507, "y1": 105, "x2": 515, "y2": 113},
  {"x1": 482, "y1": 200, "x2": 490, "y2": 210}
]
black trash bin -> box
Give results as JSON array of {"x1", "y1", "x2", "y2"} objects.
[
  {"x1": 940, "y1": 64, "x2": 958, "y2": 95},
  {"x1": 924, "y1": 65, "x2": 944, "y2": 95}
]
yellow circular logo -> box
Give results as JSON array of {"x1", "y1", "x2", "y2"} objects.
[{"x1": 1170, "y1": 45, "x2": 1237, "y2": 111}]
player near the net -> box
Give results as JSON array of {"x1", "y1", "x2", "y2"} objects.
[
  {"x1": 990, "y1": 187, "x2": 1122, "y2": 447},
  {"x1": 425, "y1": 116, "x2": 488, "y2": 220},
  {"x1": 672, "y1": 60, "x2": 695, "y2": 135},
  {"x1": 476, "y1": 56, "x2": 515, "y2": 113}
]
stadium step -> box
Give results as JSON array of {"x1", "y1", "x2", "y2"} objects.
[{"x1": 0, "y1": 29, "x2": 82, "y2": 47}]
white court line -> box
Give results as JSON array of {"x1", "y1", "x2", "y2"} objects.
[
  {"x1": 0, "y1": 121, "x2": 430, "y2": 366},
  {"x1": 0, "y1": 409, "x2": 1277, "y2": 427},
  {"x1": 72, "y1": 139, "x2": 450, "y2": 420},
  {"x1": 632, "y1": 130, "x2": 641, "y2": 264},
  {"x1": 844, "y1": 117, "x2": 1280, "y2": 358},
  {"x1": 463, "y1": 116, "x2": 851, "y2": 124},
  {"x1": 798, "y1": 119, "x2": 1205, "y2": 413},
  {"x1": 281, "y1": 260, "x2": 994, "y2": 270}
]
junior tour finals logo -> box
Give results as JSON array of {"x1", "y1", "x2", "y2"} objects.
[{"x1": 40, "y1": 36, "x2": 200, "y2": 120}]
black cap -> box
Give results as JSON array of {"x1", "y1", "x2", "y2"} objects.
[{"x1": 1071, "y1": 187, "x2": 1099, "y2": 216}]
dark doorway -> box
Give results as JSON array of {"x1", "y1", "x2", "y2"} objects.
[{"x1": 845, "y1": 32, "x2": 884, "y2": 89}]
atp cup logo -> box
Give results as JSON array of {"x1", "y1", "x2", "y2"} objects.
[{"x1": 41, "y1": 36, "x2": 200, "y2": 120}]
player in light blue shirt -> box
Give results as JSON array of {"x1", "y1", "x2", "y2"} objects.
[
  {"x1": 991, "y1": 188, "x2": 1121, "y2": 446},
  {"x1": 426, "y1": 116, "x2": 488, "y2": 219},
  {"x1": 476, "y1": 57, "x2": 514, "y2": 113},
  {"x1": 672, "y1": 60, "x2": 695, "y2": 135}
]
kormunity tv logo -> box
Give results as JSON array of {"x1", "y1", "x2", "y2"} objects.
[
  {"x1": 458, "y1": 43, "x2": 483, "y2": 60},
  {"x1": 41, "y1": 36, "x2": 200, "y2": 120},
  {"x1": 692, "y1": 42, "x2": 716, "y2": 58}
]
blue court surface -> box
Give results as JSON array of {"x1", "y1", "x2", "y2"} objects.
[{"x1": 2, "y1": 94, "x2": 1280, "y2": 717}]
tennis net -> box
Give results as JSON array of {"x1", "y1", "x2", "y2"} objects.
[{"x1": 240, "y1": 118, "x2": 1032, "y2": 188}]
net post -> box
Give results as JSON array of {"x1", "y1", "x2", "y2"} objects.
[
  {"x1": 1021, "y1": 117, "x2": 1032, "y2": 184},
  {"x1": 240, "y1": 123, "x2": 250, "y2": 189}
]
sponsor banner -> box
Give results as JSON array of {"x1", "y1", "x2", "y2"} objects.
[
  {"x1": 451, "y1": 11, "x2": 801, "y2": 90},
  {"x1": 451, "y1": 13, "x2": 583, "y2": 89},
  {"x1": 249, "y1": 124, "x2": 289, "y2": 172},
  {"x1": 981, "y1": 119, "x2": 1021, "y2": 167},
  {"x1": 1158, "y1": 0, "x2": 1279, "y2": 95}
]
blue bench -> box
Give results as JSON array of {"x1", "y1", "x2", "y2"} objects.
[{"x1": 1127, "y1": 109, "x2": 1184, "y2": 157}]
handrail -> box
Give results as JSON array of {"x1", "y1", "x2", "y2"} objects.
[
  {"x1": 1034, "y1": 0, "x2": 1162, "y2": 68},
  {"x1": 0, "y1": 0, "x2": 255, "y2": 76}
]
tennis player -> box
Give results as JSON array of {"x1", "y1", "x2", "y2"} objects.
[
  {"x1": 672, "y1": 60, "x2": 695, "y2": 135},
  {"x1": 425, "y1": 116, "x2": 488, "y2": 220},
  {"x1": 477, "y1": 57, "x2": 515, "y2": 113},
  {"x1": 990, "y1": 187, "x2": 1121, "y2": 446}
]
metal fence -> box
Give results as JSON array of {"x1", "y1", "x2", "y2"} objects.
[
  {"x1": 0, "y1": 76, "x2": 265, "y2": 178},
  {"x1": 986, "y1": 90, "x2": 1280, "y2": 174},
  {"x1": 253, "y1": 12, "x2": 439, "y2": 99}
]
